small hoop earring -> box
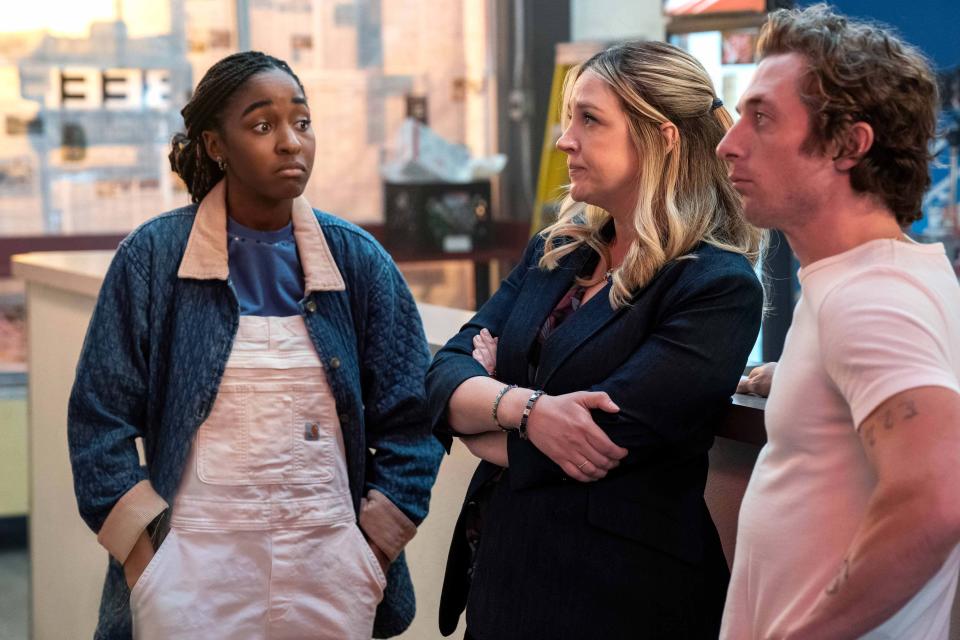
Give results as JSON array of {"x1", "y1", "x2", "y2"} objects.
[{"x1": 216, "y1": 156, "x2": 226, "y2": 172}]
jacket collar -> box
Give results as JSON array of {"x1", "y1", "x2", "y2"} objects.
[
  {"x1": 495, "y1": 242, "x2": 630, "y2": 389},
  {"x1": 495, "y1": 242, "x2": 594, "y2": 386},
  {"x1": 176, "y1": 180, "x2": 345, "y2": 294}
]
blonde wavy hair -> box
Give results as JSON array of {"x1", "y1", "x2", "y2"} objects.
[{"x1": 540, "y1": 41, "x2": 765, "y2": 308}]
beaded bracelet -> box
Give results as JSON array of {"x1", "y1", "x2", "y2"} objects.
[
  {"x1": 518, "y1": 389, "x2": 544, "y2": 440},
  {"x1": 492, "y1": 384, "x2": 517, "y2": 429}
]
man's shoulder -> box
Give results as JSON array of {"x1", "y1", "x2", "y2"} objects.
[
  {"x1": 817, "y1": 259, "x2": 958, "y2": 329},
  {"x1": 807, "y1": 239, "x2": 955, "y2": 308},
  {"x1": 813, "y1": 249, "x2": 960, "y2": 406}
]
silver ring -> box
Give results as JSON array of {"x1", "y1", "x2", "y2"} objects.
[{"x1": 577, "y1": 460, "x2": 589, "y2": 470}]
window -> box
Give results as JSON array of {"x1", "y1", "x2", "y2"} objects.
[
  {"x1": 0, "y1": 0, "x2": 495, "y2": 235},
  {"x1": 0, "y1": 1, "x2": 497, "y2": 370}
]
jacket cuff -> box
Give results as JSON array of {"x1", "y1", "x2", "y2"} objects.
[
  {"x1": 96, "y1": 479, "x2": 169, "y2": 564},
  {"x1": 358, "y1": 488, "x2": 417, "y2": 562},
  {"x1": 507, "y1": 431, "x2": 566, "y2": 490}
]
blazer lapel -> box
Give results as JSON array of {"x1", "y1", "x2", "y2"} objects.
[
  {"x1": 535, "y1": 280, "x2": 625, "y2": 388},
  {"x1": 536, "y1": 253, "x2": 680, "y2": 389},
  {"x1": 495, "y1": 244, "x2": 593, "y2": 386}
]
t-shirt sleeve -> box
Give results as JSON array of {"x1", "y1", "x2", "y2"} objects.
[{"x1": 818, "y1": 268, "x2": 960, "y2": 429}]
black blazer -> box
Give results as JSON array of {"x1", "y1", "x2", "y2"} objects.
[{"x1": 426, "y1": 235, "x2": 763, "y2": 640}]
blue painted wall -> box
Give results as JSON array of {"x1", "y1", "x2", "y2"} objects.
[{"x1": 801, "y1": 0, "x2": 959, "y2": 70}]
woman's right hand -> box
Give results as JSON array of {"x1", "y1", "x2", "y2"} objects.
[
  {"x1": 123, "y1": 529, "x2": 155, "y2": 590},
  {"x1": 525, "y1": 391, "x2": 628, "y2": 482}
]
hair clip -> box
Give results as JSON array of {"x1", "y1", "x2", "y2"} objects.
[{"x1": 711, "y1": 98, "x2": 724, "y2": 111}]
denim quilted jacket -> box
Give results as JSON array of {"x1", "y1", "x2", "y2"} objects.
[{"x1": 68, "y1": 187, "x2": 444, "y2": 639}]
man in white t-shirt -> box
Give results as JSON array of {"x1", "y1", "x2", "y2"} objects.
[{"x1": 716, "y1": 5, "x2": 960, "y2": 639}]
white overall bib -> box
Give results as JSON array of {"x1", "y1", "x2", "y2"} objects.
[{"x1": 130, "y1": 315, "x2": 386, "y2": 639}]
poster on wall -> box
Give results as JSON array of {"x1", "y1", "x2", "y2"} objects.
[
  {"x1": 664, "y1": 0, "x2": 765, "y2": 16},
  {"x1": 721, "y1": 29, "x2": 758, "y2": 64}
]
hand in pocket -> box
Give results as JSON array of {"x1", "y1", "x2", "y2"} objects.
[
  {"x1": 124, "y1": 530, "x2": 156, "y2": 590},
  {"x1": 368, "y1": 540, "x2": 390, "y2": 575}
]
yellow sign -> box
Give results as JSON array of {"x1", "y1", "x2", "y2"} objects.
[{"x1": 531, "y1": 41, "x2": 605, "y2": 235}]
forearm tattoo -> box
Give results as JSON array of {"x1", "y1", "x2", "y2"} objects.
[{"x1": 862, "y1": 400, "x2": 918, "y2": 448}]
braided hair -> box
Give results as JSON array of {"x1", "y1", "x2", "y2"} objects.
[{"x1": 169, "y1": 51, "x2": 305, "y2": 203}]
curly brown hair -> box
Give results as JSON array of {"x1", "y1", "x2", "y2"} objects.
[{"x1": 757, "y1": 3, "x2": 938, "y2": 226}]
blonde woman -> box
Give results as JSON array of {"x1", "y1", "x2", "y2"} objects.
[{"x1": 427, "y1": 41, "x2": 764, "y2": 640}]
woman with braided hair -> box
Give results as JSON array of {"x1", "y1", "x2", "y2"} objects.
[{"x1": 68, "y1": 51, "x2": 443, "y2": 639}]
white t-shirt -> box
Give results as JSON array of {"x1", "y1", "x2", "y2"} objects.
[{"x1": 721, "y1": 238, "x2": 960, "y2": 640}]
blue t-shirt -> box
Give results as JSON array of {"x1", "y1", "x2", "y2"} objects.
[{"x1": 227, "y1": 216, "x2": 304, "y2": 316}]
